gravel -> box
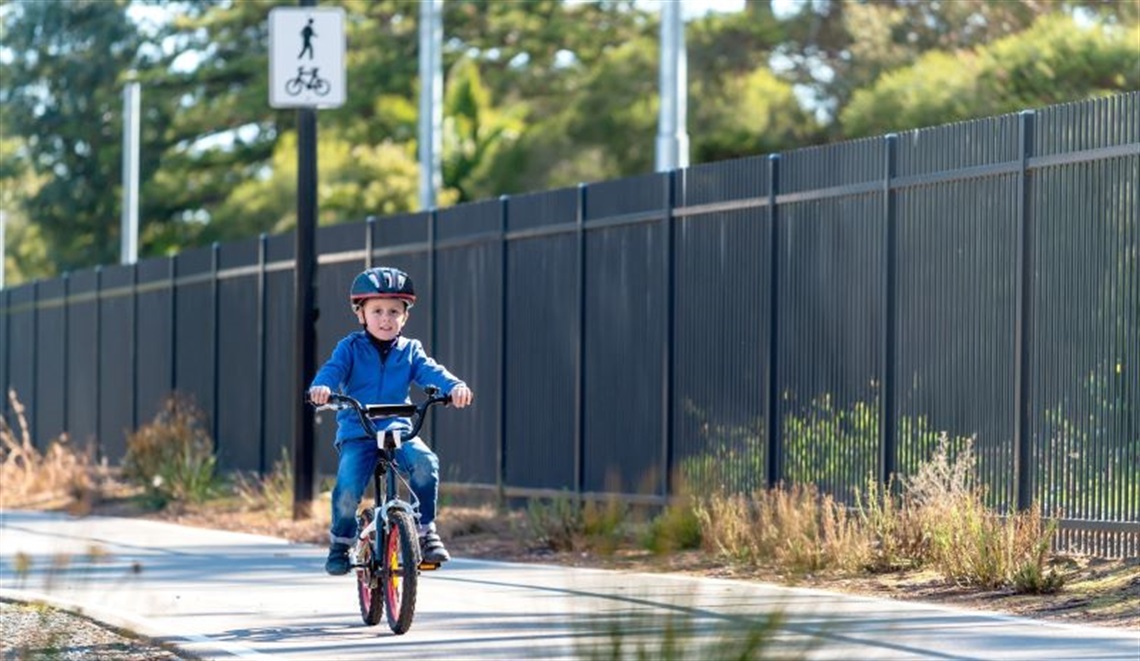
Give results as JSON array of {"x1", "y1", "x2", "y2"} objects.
[{"x1": 1, "y1": 599, "x2": 194, "y2": 660}]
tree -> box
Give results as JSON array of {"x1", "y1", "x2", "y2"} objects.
[
  {"x1": 0, "y1": 0, "x2": 152, "y2": 271},
  {"x1": 839, "y1": 14, "x2": 1140, "y2": 137},
  {"x1": 0, "y1": 138, "x2": 52, "y2": 285},
  {"x1": 441, "y1": 57, "x2": 525, "y2": 203},
  {"x1": 773, "y1": 0, "x2": 1131, "y2": 130}
]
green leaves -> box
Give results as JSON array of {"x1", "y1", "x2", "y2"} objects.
[{"x1": 2, "y1": 1, "x2": 1136, "y2": 284}]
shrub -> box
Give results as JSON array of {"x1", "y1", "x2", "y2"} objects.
[
  {"x1": 122, "y1": 394, "x2": 218, "y2": 508},
  {"x1": 526, "y1": 492, "x2": 628, "y2": 554},
  {"x1": 903, "y1": 434, "x2": 1063, "y2": 591},
  {"x1": 643, "y1": 495, "x2": 703, "y2": 555}
]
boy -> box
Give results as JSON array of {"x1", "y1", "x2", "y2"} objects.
[{"x1": 308, "y1": 266, "x2": 473, "y2": 575}]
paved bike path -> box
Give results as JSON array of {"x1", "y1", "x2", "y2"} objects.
[{"x1": 1, "y1": 510, "x2": 1136, "y2": 660}]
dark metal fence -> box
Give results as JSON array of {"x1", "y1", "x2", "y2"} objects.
[{"x1": 3, "y1": 93, "x2": 1137, "y2": 555}]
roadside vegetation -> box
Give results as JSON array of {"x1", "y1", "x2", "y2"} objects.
[
  {"x1": 525, "y1": 434, "x2": 1064, "y2": 595},
  {"x1": 3, "y1": 387, "x2": 1137, "y2": 633}
]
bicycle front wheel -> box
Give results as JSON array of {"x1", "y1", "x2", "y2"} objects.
[{"x1": 382, "y1": 510, "x2": 419, "y2": 634}]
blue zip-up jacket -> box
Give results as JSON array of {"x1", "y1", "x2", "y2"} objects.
[{"x1": 310, "y1": 331, "x2": 465, "y2": 443}]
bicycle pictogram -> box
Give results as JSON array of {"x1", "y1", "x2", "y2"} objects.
[{"x1": 286, "y1": 67, "x2": 331, "y2": 97}]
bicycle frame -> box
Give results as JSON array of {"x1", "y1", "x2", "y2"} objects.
[
  {"x1": 316, "y1": 389, "x2": 449, "y2": 547},
  {"x1": 310, "y1": 387, "x2": 450, "y2": 633}
]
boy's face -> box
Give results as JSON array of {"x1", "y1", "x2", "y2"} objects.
[{"x1": 355, "y1": 297, "x2": 409, "y2": 341}]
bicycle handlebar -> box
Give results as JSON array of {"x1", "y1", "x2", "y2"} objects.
[{"x1": 307, "y1": 387, "x2": 452, "y2": 441}]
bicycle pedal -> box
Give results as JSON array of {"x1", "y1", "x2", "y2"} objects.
[{"x1": 418, "y1": 561, "x2": 441, "y2": 571}]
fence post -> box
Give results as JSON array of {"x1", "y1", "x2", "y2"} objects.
[
  {"x1": 94, "y1": 267, "x2": 102, "y2": 459},
  {"x1": 61, "y1": 273, "x2": 69, "y2": 437},
  {"x1": 365, "y1": 215, "x2": 376, "y2": 269},
  {"x1": 880, "y1": 134, "x2": 898, "y2": 487},
  {"x1": 1, "y1": 287, "x2": 7, "y2": 423},
  {"x1": 169, "y1": 255, "x2": 177, "y2": 393},
  {"x1": 575, "y1": 183, "x2": 588, "y2": 499},
  {"x1": 30, "y1": 280, "x2": 38, "y2": 446},
  {"x1": 257, "y1": 234, "x2": 268, "y2": 475},
  {"x1": 211, "y1": 242, "x2": 221, "y2": 452},
  {"x1": 130, "y1": 263, "x2": 138, "y2": 431},
  {"x1": 1014, "y1": 110, "x2": 1036, "y2": 512},
  {"x1": 427, "y1": 209, "x2": 438, "y2": 445},
  {"x1": 498, "y1": 195, "x2": 509, "y2": 505},
  {"x1": 765, "y1": 154, "x2": 781, "y2": 489},
  {"x1": 662, "y1": 170, "x2": 677, "y2": 500}
]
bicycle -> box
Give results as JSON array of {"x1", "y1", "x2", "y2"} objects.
[
  {"x1": 310, "y1": 387, "x2": 451, "y2": 634},
  {"x1": 285, "y1": 66, "x2": 331, "y2": 97}
]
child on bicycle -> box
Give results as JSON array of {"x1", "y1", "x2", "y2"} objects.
[{"x1": 308, "y1": 266, "x2": 473, "y2": 575}]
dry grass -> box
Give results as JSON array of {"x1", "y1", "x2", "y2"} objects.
[
  {"x1": 696, "y1": 484, "x2": 871, "y2": 574},
  {"x1": 691, "y1": 435, "x2": 1063, "y2": 593},
  {"x1": 0, "y1": 389, "x2": 107, "y2": 513}
]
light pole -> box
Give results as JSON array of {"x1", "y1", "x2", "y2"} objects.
[
  {"x1": 121, "y1": 81, "x2": 140, "y2": 265},
  {"x1": 656, "y1": 0, "x2": 689, "y2": 172},
  {"x1": 419, "y1": 0, "x2": 443, "y2": 210}
]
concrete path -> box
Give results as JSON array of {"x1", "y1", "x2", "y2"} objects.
[{"x1": 1, "y1": 510, "x2": 1136, "y2": 660}]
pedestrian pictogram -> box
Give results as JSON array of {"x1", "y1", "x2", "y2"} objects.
[
  {"x1": 269, "y1": 7, "x2": 345, "y2": 109},
  {"x1": 299, "y1": 18, "x2": 316, "y2": 59}
]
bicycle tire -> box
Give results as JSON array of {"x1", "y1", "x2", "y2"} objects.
[
  {"x1": 382, "y1": 509, "x2": 419, "y2": 634},
  {"x1": 285, "y1": 78, "x2": 303, "y2": 96},
  {"x1": 355, "y1": 509, "x2": 383, "y2": 626},
  {"x1": 314, "y1": 79, "x2": 331, "y2": 97}
]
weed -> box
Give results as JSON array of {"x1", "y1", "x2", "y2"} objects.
[
  {"x1": 643, "y1": 495, "x2": 703, "y2": 555},
  {"x1": 526, "y1": 493, "x2": 628, "y2": 554},
  {"x1": 575, "y1": 589, "x2": 803, "y2": 661},
  {"x1": 855, "y1": 475, "x2": 926, "y2": 572},
  {"x1": 902, "y1": 435, "x2": 1064, "y2": 590},
  {"x1": 234, "y1": 447, "x2": 293, "y2": 519},
  {"x1": 122, "y1": 393, "x2": 219, "y2": 508},
  {"x1": 697, "y1": 483, "x2": 870, "y2": 574},
  {"x1": 0, "y1": 389, "x2": 104, "y2": 511}
]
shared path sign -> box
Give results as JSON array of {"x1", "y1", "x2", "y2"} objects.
[{"x1": 269, "y1": 7, "x2": 346, "y2": 108}]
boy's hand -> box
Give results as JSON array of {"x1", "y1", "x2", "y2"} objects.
[
  {"x1": 450, "y1": 385, "x2": 473, "y2": 409},
  {"x1": 309, "y1": 386, "x2": 332, "y2": 405}
]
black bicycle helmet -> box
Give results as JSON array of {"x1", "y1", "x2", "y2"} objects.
[{"x1": 350, "y1": 266, "x2": 416, "y2": 307}]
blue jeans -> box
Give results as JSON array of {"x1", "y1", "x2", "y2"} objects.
[{"x1": 328, "y1": 436, "x2": 440, "y2": 546}]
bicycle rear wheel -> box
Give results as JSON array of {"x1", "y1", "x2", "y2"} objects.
[
  {"x1": 355, "y1": 509, "x2": 383, "y2": 625},
  {"x1": 382, "y1": 510, "x2": 419, "y2": 634}
]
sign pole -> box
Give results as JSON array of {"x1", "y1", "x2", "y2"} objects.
[{"x1": 292, "y1": 0, "x2": 318, "y2": 520}]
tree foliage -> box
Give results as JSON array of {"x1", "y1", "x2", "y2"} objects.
[{"x1": 1, "y1": 0, "x2": 1135, "y2": 285}]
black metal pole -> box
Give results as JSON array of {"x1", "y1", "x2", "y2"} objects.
[
  {"x1": 765, "y1": 154, "x2": 781, "y2": 489},
  {"x1": 1014, "y1": 110, "x2": 1036, "y2": 512},
  {"x1": 292, "y1": 0, "x2": 319, "y2": 518},
  {"x1": 257, "y1": 233, "x2": 268, "y2": 475},
  {"x1": 575, "y1": 183, "x2": 587, "y2": 499},
  {"x1": 498, "y1": 195, "x2": 509, "y2": 505},
  {"x1": 661, "y1": 170, "x2": 676, "y2": 499},
  {"x1": 880, "y1": 134, "x2": 898, "y2": 487}
]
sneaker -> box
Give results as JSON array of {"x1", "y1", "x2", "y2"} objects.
[
  {"x1": 419, "y1": 531, "x2": 450, "y2": 564},
  {"x1": 325, "y1": 543, "x2": 351, "y2": 575}
]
